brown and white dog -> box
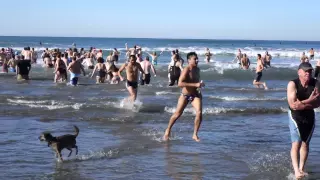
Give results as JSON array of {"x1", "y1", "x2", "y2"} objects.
[{"x1": 39, "y1": 126, "x2": 79, "y2": 161}]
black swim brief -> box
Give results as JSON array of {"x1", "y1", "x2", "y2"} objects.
[
  {"x1": 126, "y1": 80, "x2": 138, "y2": 89},
  {"x1": 255, "y1": 72, "x2": 262, "y2": 82}
]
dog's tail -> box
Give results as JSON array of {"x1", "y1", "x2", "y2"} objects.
[{"x1": 73, "y1": 125, "x2": 79, "y2": 137}]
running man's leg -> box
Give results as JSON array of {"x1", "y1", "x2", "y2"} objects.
[
  {"x1": 163, "y1": 95, "x2": 188, "y2": 141},
  {"x1": 191, "y1": 96, "x2": 202, "y2": 142},
  {"x1": 126, "y1": 86, "x2": 137, "y2": 102}
]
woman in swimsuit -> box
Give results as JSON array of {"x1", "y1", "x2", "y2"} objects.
[
  {"x1": 108, "y1": 64, "x2": 120, "y2": 84},
  {"x1": 54, "y1": 53, "x2": 67, "y2": 83},
  {"x1": 91, "y1": 57, "x2": 107, "y2": 83}
]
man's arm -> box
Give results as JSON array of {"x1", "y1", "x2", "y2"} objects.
[
  {"x1": 137, "y1": 63, "x2": 145, "y2": 74},
  {"x1": 118, "y1": 63, "x2": 127, "y2": 81},
  {"x1": 287, "y1": 81, "x2": 313, "y2": 110},
  {"x1": 178, "y1": 67, "x2": 201, "y2": 88}
]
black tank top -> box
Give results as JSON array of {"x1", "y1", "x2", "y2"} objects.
[{"x1": 289, "y1": 78, "x2": 317, "y2": 123}]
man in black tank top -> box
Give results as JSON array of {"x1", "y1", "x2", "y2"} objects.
[{"x1": 287, "y1": 62, "x2": 320, "y2": 179}]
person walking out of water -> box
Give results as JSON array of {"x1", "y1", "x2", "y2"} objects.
[
  {"x1": 139, "y1": 56, "x2": 157, "y2": 85},
  {"x1": 241, "y1": 53, "x2": 250, "y2": 70},
  {"x1": 253, "y1": 54, "x2": 268, "y2": 89},
  {"x1": 301, "y1": 52, "x2": 309, "y2": 63},
  {"x1": 168, "y1": 54, "x2": 183, "y2": 86},
  {"x1": 67, "y1": 56, "x2": 86, "y2": 86},
  {"x1": 263, "y1": 51, "x2": 272, "y2": 68},
  {"x1": 163, "y1": 52, "x2": 205, "y2": 142},
  {"x1": 204, "y1": 48, "x2": 212, "y2": 63},
  {"x1": 309, "y1": 48, "x2": 314, "y2": 60},
  {"x1": 118, "y1": 55, "x2": 145, "y2": 102},
  {"x1": 287, "y1": 62, "x2": 320, "y2": 179},
  {"x1": 91, "y1": 57, "x2": 107, "y2": 84},
  {"x1": 16, "y1": 57, "x2": 32, "y2": 81}
]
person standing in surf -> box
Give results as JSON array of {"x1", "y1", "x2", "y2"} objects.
[
  {"x1": 163, "y1": 52, "x2": 205, "y2": 142},
  {"x1": 118, "y1": 55, "x2": 145, "y2": 102},
  {"x1": 253, "y1": 54, "x2": 268, "y2": 89},
  {"x1": 287, "y1": 62, "x2": 320, "y2": 179},
  {"x1": 241, "y1": 53, "x2": 250, "y2": 70},
  {"x1": 145, "y1": 50, "x2": 164, "y2": 66},
  {"x1": 263, "y1": 51, "x2": 272, "y2": 68},
  {"x1": 234, "y1": 49, "x2": 242, "y2": 67},
  {"x1": 314, "y1": 58, "x2": 320, "y2": 79},
  {"x1": 139, "y1": 56, "x2": 157, "y2": 85},
  {"x1": 204, "y1": 48, "x2": 212, "y2": 63},
  {"x1": 67, "y1": 56, "x2": 86, "y2": 86},
  {"x1": 300, "y1": 52, "x2": 309, "y2": 63},
  {"x1": 309, "y1": 48, "x2": 314, "y2": 60}
]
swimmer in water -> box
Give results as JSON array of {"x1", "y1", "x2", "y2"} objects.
[
  {"x1": 163, "y1": 52, "x2": 205, "y2": 142},
  {"x1": 91, "y1": 57, "x2": 107, "y2": 84},
  {"x1": 108, "y1": 64, "x2": 120, "y2": 84}
]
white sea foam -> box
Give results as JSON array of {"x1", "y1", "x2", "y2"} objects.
[
  {"x1": 7, "y1": 99, "x2": 83, "y2": 110},
  {"x1": 209, "y1": 96, "x2": 286, "y2": 101}
]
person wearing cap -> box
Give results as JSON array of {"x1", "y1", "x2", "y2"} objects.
[
  {"x1": 139, "y1": 56, "x2": 156, "y2": 85},
  {"x1": 287, "y1": 62, "x2": 320, "y2": 179}
]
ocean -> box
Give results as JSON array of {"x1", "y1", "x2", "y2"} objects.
[{"x1": 0, "y1": 36, "x2": 320, "y2": 180}]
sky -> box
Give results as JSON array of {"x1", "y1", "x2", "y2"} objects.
[{"x1": 1, "y1": 0, "x2": 319, "y2": 40}]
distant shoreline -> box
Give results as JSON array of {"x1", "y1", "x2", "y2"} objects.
[{"x1": 0, "y1": 35, "x2": 319, "y2": 43}]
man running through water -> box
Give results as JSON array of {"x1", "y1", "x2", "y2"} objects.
[
  {"x1": 287, "y1": 62, "x2": 320, "y2": 179},
  {"x1": 253, "y1": 54, "x2": 268, "y2": 89},
  {"x1": 163, "y1": 52, "x2": 205, "y2": 142},
  {"x1": 118, "y1": 55, "x2": 145, "y2": 102},
  {"x1": 139, "y1": 56, "x2": 157, "y2": 85}
]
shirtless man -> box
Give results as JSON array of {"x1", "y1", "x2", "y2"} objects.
[
  {"x1": 0, "y1": 48, "x2": 6, "y2": 68},
  {"x1": 82, "y1": 53, "x2": 94, "y2": 69},
  {"x1": 253, "y1": 54, "x2": 268, "y2": 89},
  {"x1": 263, "y1": 51, "x2": 272, "y2": 68},
  {"x1": 301, "y1": 52, "x2": 309, "y2": 63},
  {"x1": 241, "y1": 53, "x2": 251, "y2": 70},
  {"x1": 96, "y1": 50, "x2": 103, "y2": 59},
  {"x1": 7, "y1": 56, "x2": 17, "y2": 73},
  {"x1": 309, "y1": 48, "x2": 314, "y2": 60},
  {"x1": 67, "y1": 56, "x2": 86, "y2": 86},
  {"x1": 163, "y1": 52, "x2": 205, "y2": 142},
  {"x1": 21, "y1": 47, "x2": 32, "y2": 61},
  {"x1": 118, "y1": 55, "x2": 145, "y2": 102},
  {"x1": 204, "y1": 48, "x2": 212, "y2": 63},
  {"x1": 139, "y1": 56, "x2": 156, "y2": 85}
]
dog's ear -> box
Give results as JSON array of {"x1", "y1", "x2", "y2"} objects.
[{"x1": 43, "y1": 132, "x2": 53, "y2": 140}]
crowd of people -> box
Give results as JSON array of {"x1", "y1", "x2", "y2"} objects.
[{"x1": 1, "y1": 43, "x2": 320, "y2": 179}]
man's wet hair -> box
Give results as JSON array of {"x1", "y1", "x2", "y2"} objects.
[
  {"x1": 187, "y1": 52, "x2": 198, "y2": 60},
  {"x1": 257, "y1": 54, "x2": 261, "y2": 58},
  {"x1": 130, "y1": 55, "x2": 136, "y2": 60}
]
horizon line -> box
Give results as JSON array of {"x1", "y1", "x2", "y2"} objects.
[{"x1": 0, "y1": 35, "x2": 319, "y2": 42}]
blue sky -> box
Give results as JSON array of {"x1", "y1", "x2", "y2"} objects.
[{"x1": 1, "y1": 0, "x2": 319, "y2": 40}]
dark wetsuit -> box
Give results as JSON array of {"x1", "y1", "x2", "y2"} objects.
[
  {"x1": 315, "y1": 66, "x2": 320, "y2": 79},
  {"x1": 169, "y1": 61, "x2": 181, "y2": 86},
  {"x1": 57, "y1": 60, "x2": 67, "y2": 80},
  {"x1": 288, "y1": 78, "x2": 318, "y2": 143},
  {"x1": 98, "y1": 69, "x2": 106, "y2": 78}
]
